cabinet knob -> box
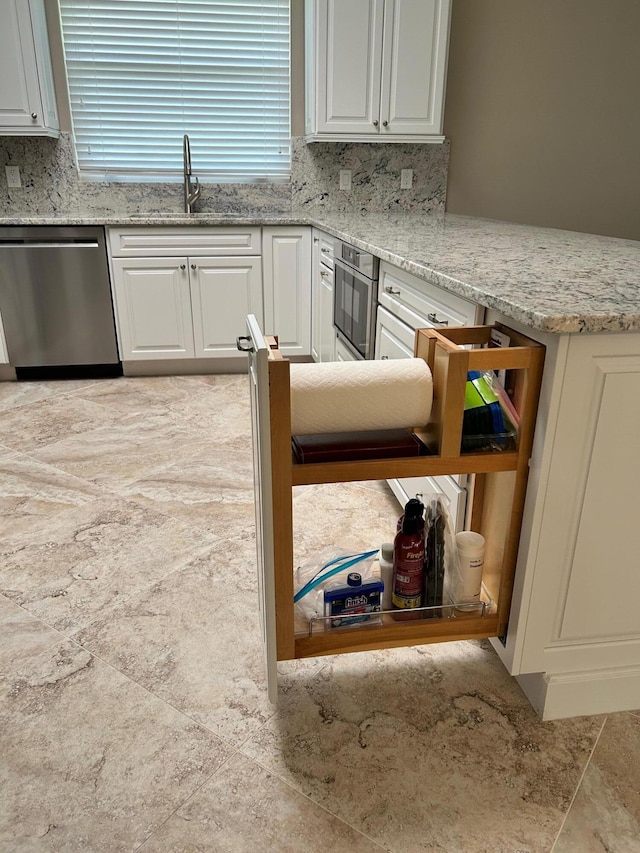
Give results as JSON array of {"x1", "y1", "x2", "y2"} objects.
[
  {"x1": 191, "y1": 263, "x2": 197, "y2": 270},
  {"x1": 427, "y1": 312, "x2": 449, "y2": 326},
  {"x1": 384, "y1": 286, "x2": 401, "y2": 295},
  {"x1": 180, "y1": 264, "x2": 186, "y2": 270},
  {"x1": 31, "y1": 113, "x2": 38, "y2": 120},
  {"x1": 314, "y1": 237, "x2": 319, "y2": 243},
  {"x1": 382, "y1": 120, "x2": 388, "y2": 127},
  {"x1": 381, "y1": 355, "x2": 389, "y2": 359},
  {"x1": 372, "y1": 120, "x2": 379, "y2": 127}
]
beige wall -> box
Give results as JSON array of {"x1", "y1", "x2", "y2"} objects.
[{"x1": 443, "y1": 0, "x2": 640, "y2": 240}]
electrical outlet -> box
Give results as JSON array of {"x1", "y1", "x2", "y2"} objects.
[
  {"x1": 5, "y1": 166, "x2": 21, "y2": 189},
  {"x1": 339, "y1": 169, "x2": 352, "y2": 191},
  {"x1": 401, "y1": 169, "x2": 413, "y2": 190}
]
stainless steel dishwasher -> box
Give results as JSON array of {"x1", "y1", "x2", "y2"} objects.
[{"x1": 0, "y1": 226, "x2": 121, "y2": 378}]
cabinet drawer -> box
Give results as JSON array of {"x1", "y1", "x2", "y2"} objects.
[
  {"x1": 378, "y1": 261, "x2": 482, "y2": 330},
  {"x1": 108, "y1": 226, "x2": 262, "y2": 257},
  {"x1": 312, "y1": 228, "x2": 335, "y2": 270}
]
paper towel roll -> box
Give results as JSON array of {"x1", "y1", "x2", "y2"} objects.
[{"x1": 290, "y1": 358, "x2": 433, "y2": 435}]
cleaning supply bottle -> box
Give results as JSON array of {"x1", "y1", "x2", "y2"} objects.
[
  {"x1": 396, "y1": 497, "x2": 425, "y2": 533},
  {"x1": 392, "y1": 504, "x2": 426, "y2": 617}
]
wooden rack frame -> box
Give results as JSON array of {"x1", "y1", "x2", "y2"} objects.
[{"x1": 250, "y1": 320, "x2": 545, "y2": 667}]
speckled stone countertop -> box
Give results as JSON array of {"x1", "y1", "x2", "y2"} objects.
[{"x1": 2, "y1": 209, "x2": 639, "y2": 334}]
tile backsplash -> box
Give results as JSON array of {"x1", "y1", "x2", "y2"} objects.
[{"x1": 0, "y1": 132, "x2": 448, "y2": 216}]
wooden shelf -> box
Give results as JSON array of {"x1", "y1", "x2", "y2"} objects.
[{"x1": 247, "y1": 318, "x2": 545, "y2": 677}]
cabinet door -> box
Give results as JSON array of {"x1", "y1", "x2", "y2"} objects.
[
  {"x1": 111, "y1": 258, "x2": 195, "y2": 360},
  {"x1": 313, "y1": 0, "x2": 384, "y2": 135},
  {"x1": 318, "y1": 265, "x2": 336, "y2": 362},
  {"x1": 246, "y1": 314, "x2": 279, "y2": 704},
  {"x1": 311, "y1": 238, "x2": 321, "y2": 362},
  {"x1": 190, "y1": 256, "x2": 263, "y2": 358},
  {"x1": 262, "y1": 227, "x2": 311, "y2": 357},
  {"x1": 0, "y1": 0, "x2": 58, "y2": 135},
  {"x1": 379, "y1": 0, "x2": 451, "y2": 137}
]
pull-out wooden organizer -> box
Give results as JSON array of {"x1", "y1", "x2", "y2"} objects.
[{"x1": 245, "y1": 316, "x2": 545, "y2": 701}]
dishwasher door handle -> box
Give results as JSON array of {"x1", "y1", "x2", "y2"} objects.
[{"x1": 0, "y1": 242, "x2": 100, "y2": 249}]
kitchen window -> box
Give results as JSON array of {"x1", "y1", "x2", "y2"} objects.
[{"x1": 58, "y1": 0, "x2": 290, "y2": 182}]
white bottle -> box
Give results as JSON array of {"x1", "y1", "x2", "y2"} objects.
[
  {"x1": 379, "y1": 543, "x2": 394, "y2": 611},
  {"x1": 454, "y1": 531, "x2": 485, "y2": 609}
]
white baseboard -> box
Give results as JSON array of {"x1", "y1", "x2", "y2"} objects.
[{"x1": 516, "y1": 666, "x2": 640, "y2": 720}]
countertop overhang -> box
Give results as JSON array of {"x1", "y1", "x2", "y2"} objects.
[{"x1": 2, "y1": 209, "x2": 639, "y2": 335}]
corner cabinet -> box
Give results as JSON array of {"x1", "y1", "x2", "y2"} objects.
[
  {"x1": 305, "y1": 0, "x2": 451, "y2": 143},
  {"x1": 245, "y1": 315, "x2": 544, "y2": 703},
  {"x1": 0, "y1": 0, "x2": 59, "y2": 137}
]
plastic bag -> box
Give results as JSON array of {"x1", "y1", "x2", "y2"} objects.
[{"x1": 293, "y1": 548, "x2": 378, "y2": 625}]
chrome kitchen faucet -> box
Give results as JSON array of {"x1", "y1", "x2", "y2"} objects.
[{"x1": 183, "y1": 134, "x2": 201, "y2": 213}]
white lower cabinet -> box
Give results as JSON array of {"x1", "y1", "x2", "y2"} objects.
[
  {"x1": 311, "y1": 228, "x2": 336, "y2": 363},
  {"x1": 111, "y1": 258, "x2": 195, "y2": 360},
  {"x1": 262, "y1": 226, "x2": 311, "y2": 357},
  {"x1": 109, "y1": 226, "x2": 311, "y2": 365},
  {"x1": 191, "y1": 257, "x2": 262, "y2": 358},
  {"x1": 111, "y1": 254, "x2": 263, "y2": 361},
  {"x1": 491, "y1": 317, "x2": 640, "y2": 718}
]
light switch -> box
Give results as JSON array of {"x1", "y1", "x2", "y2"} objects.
[
  {"x1": 339, "y1": 170, "x2": 352, "y2": 191},
  {"x1": 5, "y1": 166, "x2": 21, "y2": 188},
  {"x1": 401, "y1": 169, "x2": 413, "y2": 190}
]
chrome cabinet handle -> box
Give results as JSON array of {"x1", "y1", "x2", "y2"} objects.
[
  {"x1": 382, "y1": 120, "x2": 388, "y2": 127},
  {"x1": 31, "y1": 112, "x2": 38, "y2": 120},
  {"x1": 321, "y1": 247, "x2": 331, "y2": 254},
  {"x1": 373, "y1": 120, "x2": 379, "y2": 127},
  {"x1": 236, "y1": 336, "x2": 253, "y2": 352},
  {"x1": 428, "y1": 312, "x2": 449, "y2": 325},
  {"x1": 320, "y1": 270, "x2": 329, "y2": 278},
  {"x1": 191, "y1": 263, "x2": 197, "y2": 270},
  {"x1": 384, "y1": 286, "x2": 401, "y2": 295},
  {"x1": 314, "y1": 237, "x2": 319, "y2": 243},
  {"x1": 180, "y1": 264, "x2": 186, "y2": 270},
  {"x1": 381, "y1": 355, "x2": 389, "y2": 359}
]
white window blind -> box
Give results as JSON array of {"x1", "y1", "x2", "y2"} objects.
[{"x1": 59, "y1": 0, "x2": 290, "y2": 181}]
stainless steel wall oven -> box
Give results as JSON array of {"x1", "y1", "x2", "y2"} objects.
[{"x1": 333, "y1": 239, "x2": 379, "y2": 359}]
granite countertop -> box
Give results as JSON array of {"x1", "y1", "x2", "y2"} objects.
[{"x1": 2, "y1": 209, "x2": 639, "y2": 334}]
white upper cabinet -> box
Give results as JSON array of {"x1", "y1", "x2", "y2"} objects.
[
  {"x1": 0, "y1": 0, "x2": 59, "y2": 136},
  {"x1": 305, "y1": 0, "x2": 451, "y2": 142}
]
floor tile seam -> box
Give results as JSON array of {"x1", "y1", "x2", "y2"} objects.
[
  {"x1": 57, "y1": 632, "x2": 245, "y2": 754},
  {"x1": 117, "y1": 499, "x2": 252, "y2": 540},
  {"x1": 63, "y1": 538, "x2": 227, "y2": 638},
  {"x1": 130, "y1": 747, "x2": 243, "y2": 853},
  {"x1": 0, "y1": 594, "x2": 75, "y2": 679},
  {"x1": 549, "y1": 714, "x2": 608, "y2": 853},
  {"x1": 65, "y1": 623, "x2": 268, "y2": 757},
  {"x1": 236, "y1": 750, "x2": 390, "y2": 851},
  {"x1": 0, "y1": 381, "x2": 105, "y2": 414}
]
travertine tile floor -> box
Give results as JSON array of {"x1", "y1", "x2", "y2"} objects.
[{"x1": 0, "y1": 374, "x2": 638, "y2": 852}]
